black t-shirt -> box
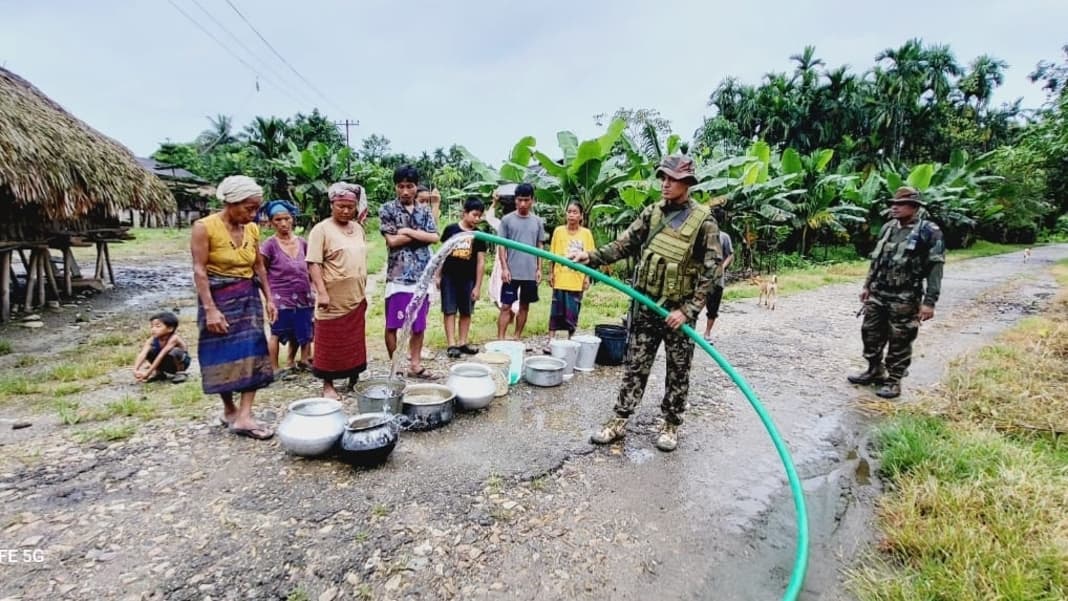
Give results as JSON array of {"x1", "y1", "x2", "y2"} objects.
[{"x1": 441, "y1": 223, "x2": 487, "y2": 281}]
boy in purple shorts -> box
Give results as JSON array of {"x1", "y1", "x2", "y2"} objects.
[{"x1": 380, "y1": 164, "x2": 440, "y2": 379}]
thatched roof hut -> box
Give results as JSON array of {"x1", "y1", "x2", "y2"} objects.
[
  {"x1": 0, "y1": 66, "x2": 175, "y2": 240},
  {"x1": 136, "y1": 157, "x2": 213, "y2": 214}
]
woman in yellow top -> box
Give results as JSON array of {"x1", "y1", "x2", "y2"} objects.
[
  {"x1": 545, "y1": 201, "x2": 595, "y2": 351},
  {"x1": 191, "y1": 175, "x2": 278, "y2": 440}
]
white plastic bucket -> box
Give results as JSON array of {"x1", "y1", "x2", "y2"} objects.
[
  {"x1": 483, "y1": 340, "x2": 524, "y2": 385},
  {"x1": 549, "y1": 340, "x2": 580, "y2": 376},
  {"x1": 572, "y1": 335, "x2": 601, "y2": 372}
]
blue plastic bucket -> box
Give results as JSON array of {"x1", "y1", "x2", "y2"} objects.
[{"x1": 594, "y1": 324, "x2": 628, "y2": 366}]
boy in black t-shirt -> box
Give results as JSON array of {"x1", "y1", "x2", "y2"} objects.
[{"x1": 437, "y1": 197, "x2": 487, "y2": 358}]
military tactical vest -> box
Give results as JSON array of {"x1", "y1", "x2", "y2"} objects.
[
  {"x1": 870, "y1": 218, "x2": 934, "y2": 293},
  {"x1": 636, "y1": 203, "x2": 710, "y2": 302}
]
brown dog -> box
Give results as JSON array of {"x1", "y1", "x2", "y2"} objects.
[{"x1": 753, "y1": 275, "x2": 778, "y2": 310}]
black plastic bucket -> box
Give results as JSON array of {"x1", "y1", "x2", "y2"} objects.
[{"x1": 594, "y1": 324, "x2": 628, "y2": 366}]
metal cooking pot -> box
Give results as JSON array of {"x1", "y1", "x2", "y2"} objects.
[
  {"x1": 523, "y1": 356, "x2": 566, "y2": 387},
  {"x1": 276, "y1": 397, "x2": 347, "y2": 457},
  {"x1": 401, "y1": 384, "x2": 455, "y2": 431},
  {"x1": 446, "y1": 363, "x2": 496, "y2": 410},
  {"x1": 338, "y1": 413, "x2": 398, "y2": 467},
  {"x1": 353, "y1": 377, "x2": 405, "y2": 414}
]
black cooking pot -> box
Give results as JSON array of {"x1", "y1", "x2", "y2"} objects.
[
  {"x1": 400, "y1": 384, "x2": 455, "y2": 431},
  {"x1": 338, "y1": 413, "x2": 398, "y2": 467}
]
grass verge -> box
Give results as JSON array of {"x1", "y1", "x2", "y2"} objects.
[{"x1": 850, "y1": 260, "x2": 1068, "y2": 601}]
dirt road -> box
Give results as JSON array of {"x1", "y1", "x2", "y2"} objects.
[{"x1": 0, "y1": 244, "x2": 1063, "y2": 600}]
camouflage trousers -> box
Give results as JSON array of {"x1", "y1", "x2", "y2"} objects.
[
  {"x1": 614, "y1": 303, "x2": 695, "y2": 425},
  {"x1": 860, "y1": 293, "x2": 921, "y2": 381}
]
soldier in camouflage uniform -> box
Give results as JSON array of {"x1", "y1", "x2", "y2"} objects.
[
  {"x1": 569, "y1": 155, "x2": 723, "y2": 451},
  {"x1": 848, "y1": 187, "x2": 945, "y2": 399}
]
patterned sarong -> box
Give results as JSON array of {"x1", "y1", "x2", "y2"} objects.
[
  {"x1": 549, "y1": 289, "x2": 583, "y2": 333},
  {"x1": 198, "y1": 276, "x2": 273, "y2": 394},
  {"x1": 312, "y1": 301, "x2": 367, "y2": 381}
]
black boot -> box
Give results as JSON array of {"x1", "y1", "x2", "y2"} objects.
[
  {"x1": 847, "y1": 359, "x2": 887, "y2": 385},
  {"x1": 875, "y1": 380, "x2": 901, "y2": 399}
]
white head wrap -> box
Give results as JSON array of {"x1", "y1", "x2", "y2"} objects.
[
  {"x1": 328, "y1": 181, "x2": 369, "y2": 215},
  {"x1": 216, "y1": 175, "x2": 263, "y2": 204}
]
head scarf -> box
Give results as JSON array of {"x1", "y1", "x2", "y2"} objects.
[
  {"x1": 216, "y1": 175, "x2": 263, "y2": 204},
  {"x1": 328, "y1": 182, "x2": 362, "y2": 202},
  {"x1": 257, "y1": 199, "x2": 300, "y2": 223},
  {"x1": 328, "y1": 182, "x2": 369, "y2": 221}
]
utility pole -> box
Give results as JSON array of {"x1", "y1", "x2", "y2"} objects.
[{"x1": 334, "y1": 119, "x2": 360, "y2": 177}]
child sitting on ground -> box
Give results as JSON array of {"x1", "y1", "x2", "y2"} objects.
[{"x1": 133, "y1": 311, "x2": 191, "y2": 384}]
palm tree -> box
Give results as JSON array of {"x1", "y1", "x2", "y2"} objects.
[
  {"x1": 196, "y1": 114, "x2": 238, "y2": 150},
  {"x1": 244, "y1": 116, "x2": 289, "y2": 160},
  {"x1": 923, "y1": 44, "x2": 962, "y2": 103},
  {"x1": 789, "y1": 45, "x2": 825, "y2": 89},
  {"x1": 961, "y1": 54, "x2": 1008, "y2": 110},
  {"x1": 244, "y1": 116, "x2": 290, "y2": 199},
  {"x1": 871, "y1": 40, "x2": 930, "y2": 161}
]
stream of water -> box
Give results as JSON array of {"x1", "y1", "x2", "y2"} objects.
[{"x1": 387, "y1": 231, "x2": 479, "y2": 380}]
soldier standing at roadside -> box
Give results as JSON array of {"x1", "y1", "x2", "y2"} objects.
[
  {"x1": 848, "y1": 187, "x2": 945, "y2": 398},
  {"x1": 569, "y1": 155, "x2": 722, "y2": 452}
]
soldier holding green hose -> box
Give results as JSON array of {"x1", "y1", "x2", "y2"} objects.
[{"x1": 570, "y1": 155, "x2": 723, "y2": 452}]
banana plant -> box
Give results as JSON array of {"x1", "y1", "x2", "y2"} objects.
[
  {"x1": 778, "y1": 148, "x2": 864, "y2": 255},
  {"x1": 883, "y1": 151, "x2": 1002, "y2": 247},
  {"x1": 531, "y1": 118, "x2": 646, "y2": 228},
  {"x1": 275, "y1": 141, "x2": 359, "y2": 221}
]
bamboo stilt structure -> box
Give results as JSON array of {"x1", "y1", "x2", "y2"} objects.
[
  {"x1": 42, "y1": 248, "x2": 60, "y2": 302},
  {"x1": 24, "y1": 251, "x2": 37, "y2": 310},
  {"x1": 95, "y1": 242, "x2": 104, "y2": 281},
  {"x1": 62, "y1": 247, "x2": 72, "y2": 296},
  {"x1": 1, "y1": 250, "x2": 10, "y2": 321},
  {"x1": 35, "y1": 249, "x2": 45, "y2": 307},
  {"x1": 103, "y1": 243, "x2": 114, "y2": 286}
]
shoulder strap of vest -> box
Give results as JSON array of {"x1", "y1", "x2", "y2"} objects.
[
  {"x1": 647, "y1": 205, "x2": 671, "y2": 247},
  {"x1": 685, "y1": 203, "x2": 711, "y2": 232},
  {"x1": 871, "y1": 221, "x2": 895, "y2": 259}
]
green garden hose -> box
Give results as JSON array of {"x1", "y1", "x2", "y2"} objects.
[{"x1": 473, "y1": 230, "x2": 809, "y2": 601}]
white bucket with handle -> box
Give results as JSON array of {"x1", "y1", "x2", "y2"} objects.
[
  {"x1": 549, "y1": 339, "x2": 581, "y2": 377},
  {"x1": 572, "y1": 335, "x2": 601, "y2": 372}
]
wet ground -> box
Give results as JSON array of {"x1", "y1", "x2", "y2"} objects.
[{"x1": 0, "y1": 244, "x2": 1064, "y2": 600}]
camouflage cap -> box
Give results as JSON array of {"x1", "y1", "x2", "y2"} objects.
[
  {"x1": 655, "y1": 154, "x2": 699, "y2": 186},
  {"x1": 886, "y1": 186, "x2": 925, "y2": 207}
]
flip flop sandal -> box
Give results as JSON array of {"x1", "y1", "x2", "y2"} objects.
[
  {"x1": 229, "y1": 426, "x2": 274, "y2": 440},
  {"x1": 409, "y1": 368, "x2": 439, "y2": 381},
  {"x1": 170, "y1": 372, "x2": 188, "y2": 384}
]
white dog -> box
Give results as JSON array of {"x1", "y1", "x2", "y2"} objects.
[{"x1": 1023, "y1": 248, "x2": 1032, "y2": 262}]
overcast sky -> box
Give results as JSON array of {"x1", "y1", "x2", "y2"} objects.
[{"x1": 2, "y1": 0, "x2": 1065, "y2": 165}]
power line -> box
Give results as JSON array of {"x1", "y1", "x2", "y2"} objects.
[
  {"x1": 221, "y1": 0, "x2": 348, "y2": 116},
  {"x1": 185, "y1": 0, "x2": 320, "y2": 108},
  {"x1": 165, "y1": 0, "x2": 311, "y2": 109}
]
